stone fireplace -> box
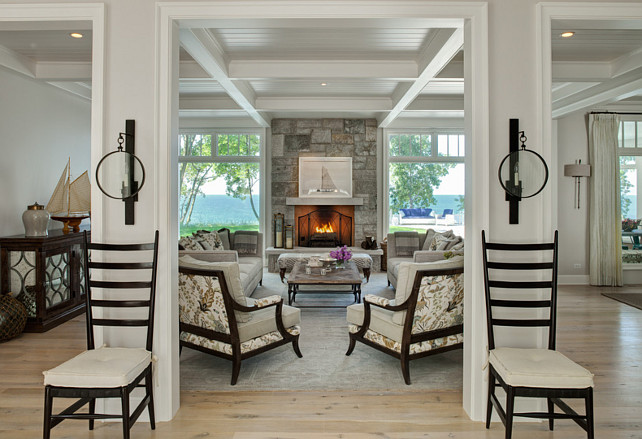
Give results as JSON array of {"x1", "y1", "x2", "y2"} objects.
[
  {"x1": 270, "y1": 118, "x2": 378, "y2": 248},
  {"x1": 295, "y1": 205, "x2": 354, "y2": 247}
]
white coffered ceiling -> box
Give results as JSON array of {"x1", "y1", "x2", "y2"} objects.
[{"x1": 0, "y1": 18, "x2": 640, "y2": 123}]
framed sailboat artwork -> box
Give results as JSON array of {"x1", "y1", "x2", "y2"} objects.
[
  {"x1": 298, "y1": 157, "x2": 352, "y2": 197},
  {"x1": 46, "y1": 159, "x2": 91, "y2": 233}
]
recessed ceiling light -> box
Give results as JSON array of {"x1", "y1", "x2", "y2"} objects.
[
  {"x1": 320, "y1": 82, "x2": 327, "y2": 86},
  {"x1": 560, "y1": 31, "x2": 575, "y2": 38},
  {"x1": 69, "y1": 32, "x2": 84, "y2": 39}
]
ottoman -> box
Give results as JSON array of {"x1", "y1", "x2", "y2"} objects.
[{"x1": 278, "y1": 253, "x2": 373, "y2": 282}]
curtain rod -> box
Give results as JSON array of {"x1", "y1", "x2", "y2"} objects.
[{"x1": 590, "y1": 111, "x2": 642, "y2": 115}]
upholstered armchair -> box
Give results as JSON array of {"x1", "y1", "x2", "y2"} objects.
[
  {"x1": 178, "y1": 257, "x2": 302, "y2": 385},
  {"x1": 346, "y1": 256, "x2": 464, "y2": 384}
]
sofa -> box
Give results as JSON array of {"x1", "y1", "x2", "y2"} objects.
[
  {"x1": 386, "y1": 229, "x2": 464, "y2": 289},
  {"x1": 396, "y1": 208, "x2": 436, "y2": 225},
  {"x1": 178, "y1": 230, "x2": 263, "y2": 297}
]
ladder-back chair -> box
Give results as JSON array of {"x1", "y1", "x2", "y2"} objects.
[
  {"x1": 481, "y1": 230, "x2": 593, "y2": 439},
  {"x1": 43, "y1": 230, "x2": 159, "y2": 439}
]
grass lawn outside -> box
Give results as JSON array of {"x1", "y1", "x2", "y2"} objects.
[{"x1": 180, "y1": 224, "x2": 259, "y2": 237}]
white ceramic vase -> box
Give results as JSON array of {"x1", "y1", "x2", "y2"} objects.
[{"x1": 22, "y1": 202, "x2": 50, "y2": 237}]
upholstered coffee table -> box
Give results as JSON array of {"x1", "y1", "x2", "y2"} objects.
[{"x1": 286, "y1": 260, "x2": 362, "y2": 307}]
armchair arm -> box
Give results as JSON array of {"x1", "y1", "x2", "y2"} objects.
[
  {"x1": 413, "y1": 250, "x2": 463, "y2": 263},
  {"x1": 179, "y1": 250, "x2": 238, "y2": 263},
  {"x1": 363, "y1": 294, "x2": 410, "y2": 311},
  {"x1": 253, "y1": 295, "x2": 282, "y2": 309}
]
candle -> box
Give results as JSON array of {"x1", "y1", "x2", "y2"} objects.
[
  {"x1": 276, "y1": 231, "x2": 283, "y2": 248},
  {"x1": 286, "y1": 236, "x2": 293, "y2": 248},
  {"x1": 513, "y1": 163, "x2": 519, "y2": 186}
]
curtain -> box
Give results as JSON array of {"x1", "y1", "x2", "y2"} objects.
[{"x1": 588, "y1": 113, "x2": 622, "y2": 286}]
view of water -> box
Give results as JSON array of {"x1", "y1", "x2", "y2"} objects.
[
  {"x1": 389, "y1": 194, "x2": 464, "y2": 216},
  {"x1": 184, "y1": 194, "x2": 260, "y2": 226}
]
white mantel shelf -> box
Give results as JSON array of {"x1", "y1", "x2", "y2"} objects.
[{"x1": 285, "y1": 197, "x2": 364, "y2": 206}]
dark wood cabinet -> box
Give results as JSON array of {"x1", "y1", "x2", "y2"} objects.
[{"x1": 0, "y1": 229, "x2": 88, "y2": 332}]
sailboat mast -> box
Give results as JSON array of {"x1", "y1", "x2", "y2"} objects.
[{"x1": 66, "y1": 158, "x2": 71, "y2": 215}]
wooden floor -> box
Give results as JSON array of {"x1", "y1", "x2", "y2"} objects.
[{"x1": 1, "y1": 284, "x2": 641, "y2": 438}]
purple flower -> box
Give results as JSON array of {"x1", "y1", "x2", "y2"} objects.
[{"x1": 330, "y1": 245, "x2": 352, "y2": 262}]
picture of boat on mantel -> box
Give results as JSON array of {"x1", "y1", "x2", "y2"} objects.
[{"x1": 46, "y1": 159, "x2": 91, "y2": 233}]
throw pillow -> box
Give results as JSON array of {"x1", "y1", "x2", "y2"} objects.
[
  {"x1": 194, "y1": 230, "x2": 225, "y2": 251},
  {"x1": 233, "y1": 230, "x2": 259, "y2": 255},
  {"x1": 394, "y1": 231, "x2": 420, "y2": 256},
  {"x1": 429, "y1": 230, "x2": 455, "y2": 250},
  {"x1": 444, "y1": 236, "x2": 463, "y2": 250},
  {"x1": 179, "y1": 235, "x2": 204, "y2": 251},
  {"x1": 422, "y1": 229, "x2": 437, "y2": 250},
  {"x1": 217, "y1": 228, "x2": 231, "y2": 250}
]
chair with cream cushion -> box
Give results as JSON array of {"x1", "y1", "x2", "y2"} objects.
[
  {"x1": 178, "y1": 256, "x2": 302, "y2": 385},
  {"x1": 482, "y1": 230, "x2": 594, "y2": 439},
  {"x1": 43, "y1": 231, "x2": 159, "y2": 439},
  {"x1": 346, "y1": 256, "x2": 464, "y2": 384}
]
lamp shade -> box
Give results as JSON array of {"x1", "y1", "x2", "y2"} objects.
[{"x1": 564, "y1": 163, "x2": 591, "y2": 177}]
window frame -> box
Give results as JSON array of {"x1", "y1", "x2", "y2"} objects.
[
  {"x1": 178, "y1": 128, "x2": 266, "y2": 234},
  {"x1": 383, "y1": 128, "x2": 465, "y2": 235}
]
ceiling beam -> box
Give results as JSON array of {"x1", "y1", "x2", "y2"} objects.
[
  {"x1": 255, "y1": 96, "x2": 391, "y2": 111},
  {"x1": 46, "y1": 81, "x2": 92, "y2": 100},
  {"x1": 612, "y1": 46, "x2": 642, "y2": 78},
  {"x1": 179, "y1": 28, "x2": 270, "y2": 127},
  {"x1": 35, "y1": 61, "x2": 91, "y2": 81},
  {"x1": 0, "y1": 43, "x2": 35, "y2": 78},
  {"x1": 553, "y1": 68, "x2": 642, "y2": 118},
  {"x1": 228, "y1": 60, "x2": 418, "y2": 80},
  {"x1": 552, "y1": 61, "x2": 612, "y2": 82},
  {"x1": 379, "y1": 27, "x2": 463, "y2": 128}
]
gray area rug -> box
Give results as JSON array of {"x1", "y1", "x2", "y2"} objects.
[
  {"x1": 602, "y1": 292, "x2": 642, "y2": 311},
  {"x1": 180, "y1": 270, "x2": 463, "y2": 391}
]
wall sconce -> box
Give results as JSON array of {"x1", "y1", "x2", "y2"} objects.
[
  {"x1": 564, "y1": 160, "x2": 591, "y2": 209},
  {"x1": 498, "y1": 119, "x2": 549, "y2": 224},
  {"x1": 95, "y1": 120, "x2": 145, "y2": 225}
]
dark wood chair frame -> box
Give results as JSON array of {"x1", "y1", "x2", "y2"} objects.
[
  {"x1": 346, "y1": 266, "x2": 464, "y2": 385},
  {"x1": 178, "y1": 266, "x2": 302, "y2": 385},
  {"x1": 43, "y1": 230, "x2": 159, "y2": 439},
  {"x1": 482, "y1": 230, "x2": 594, "y2": 439}
]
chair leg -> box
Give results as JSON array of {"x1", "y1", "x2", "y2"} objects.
[
  {"x1": 120, "y1": 386, "x2": 131, "y2": 439},
  {"x1": 387, "y1": 279, "x2": 391, "y2": 287},
  {"x1": 231, "y1": 357, "x2": 242, "y2": 385},
  {"x1": 504, "y1": 387, "x2": 515, "y2": 439},
  {"x1": 259, "y1": 278, "x2": 263, "y2": 286},
  {"x1": 292, "y1": 336, "x2": 303, "y2": 358},
  {"x1": 400, "y1": 353, "x2": 411, "y2": 385},
  {"x1": 43, "y1": 386, "x2": 53, "y2": 439},
  {"x1": 586, "y1": 388, "x2": 594, "y2": 439},
  {"x1": 89, "y1": 397, "x2": 96, "y2": 430},
  {"x1": 486, "y1": 373, "x2": 495, "y2": 428},
  {"x1": 547, "y1": 397, "x2": 554, "y2": 431},
  {"x1": 146, "y1": 369, "x2": 156, "y2": 430},
  {"x1": 345, "y1": 335, "x2": 357, "y2": 356}
]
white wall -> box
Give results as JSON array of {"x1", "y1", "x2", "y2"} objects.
[
  {"x1": 556, "y1": 112, "x2": 590, "y2": 283},
  {"x1": 0, "y1": 67, "x2": 90, "y2": 237}
]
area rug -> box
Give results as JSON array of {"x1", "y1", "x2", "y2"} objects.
[
  {"x1": 180, "y1": 270, "x2": 463, "y2": 392},
  {"x1": 601, "y1": 292, "x2": 642, "y2": 311}
]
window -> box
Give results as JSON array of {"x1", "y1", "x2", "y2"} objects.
[
  {"x1": 178, "y1": 130, "x2": 262, "y2": 236},
  {"x1": 386, "y1": 131, "x2": 465, "y2": 235},
  {"x1": 617, "y1": 117, "x2": 642, "y2": 263}
]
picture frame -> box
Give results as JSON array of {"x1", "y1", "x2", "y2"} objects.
[{"x1": 298, "y1": 157, "x2": 352, "y2": 197}]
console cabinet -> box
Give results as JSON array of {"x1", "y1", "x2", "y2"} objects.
[{"x1": 0, "y1": 229, "x2": 88, "y2": 332}]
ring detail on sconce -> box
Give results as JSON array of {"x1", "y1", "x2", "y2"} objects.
[
  {"x1": 498, "y1": 132, "x2": 549, "y2": 199},
  {"x1": 95, "y1": 135, "x2": 146, "y2": 200}
]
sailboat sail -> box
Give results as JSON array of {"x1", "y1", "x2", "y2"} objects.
[
  {"x1": 46, "y1": 160, "x2": 70, "y2": 215},
  {"x1": 69, "y1": 171, "x2": 91, "y2": 213}
]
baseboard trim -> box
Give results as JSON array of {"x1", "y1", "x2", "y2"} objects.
[{"x1": 559, "y1": 275, "x2": 589, "y2": 285}]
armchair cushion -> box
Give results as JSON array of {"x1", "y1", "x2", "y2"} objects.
[
  {"x1": 237, "y1": 297, "x2": 300, "y2": 343},
  {"x1": 393, "y1": 256, "x2": 464, "y2": 324},
  {"x1": 346, "y1": 302, "x2": 403, "y2": 342},
  {"x1": 43, "y1": 347, "x2": 151, "y2": 388},
  {"x1": 489, "y1": 347, "x2": 594, "y2": 389}
]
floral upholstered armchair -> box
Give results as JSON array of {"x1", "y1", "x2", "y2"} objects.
[
  {"x1": 178, "y1": 257, "x2": 302, "y2": 385},
  {"x1": 346, "y1": 256, "x2": 464, "y2": 384}
]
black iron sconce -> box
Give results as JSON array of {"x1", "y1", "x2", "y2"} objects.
[
  {"x1": 498, "y1": 119, "x2": 549, "y2": 224},
  {"x1": 95, "y1": 120, "x2": 146, "y2": 224}
]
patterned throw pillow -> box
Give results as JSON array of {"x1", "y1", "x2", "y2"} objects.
[
  {"x1": 429, "y1": 230, "x2": 455, "y2": 250},
  {"x1": 194, "y1": 231, "x2": 225, "y2": 251},
  {"x1": 179, "y1": 235, "x2": 204, "y2": 251}
]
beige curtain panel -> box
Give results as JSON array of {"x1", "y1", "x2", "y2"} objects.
[{"x1": 588, "y1": 113, "x2": 622, "y2": 286}]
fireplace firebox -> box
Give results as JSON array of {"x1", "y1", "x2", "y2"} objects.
[{"x1": 296, "y1": 207, "x2": 353, "y2": 247}]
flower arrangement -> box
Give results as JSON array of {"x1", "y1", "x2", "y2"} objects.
[
  {"x1": 622, "y1": 218, "x2": 640, "y2": 232},
  {"x1": 330, "y1": 245, "x2": 352, "y2": 267}
]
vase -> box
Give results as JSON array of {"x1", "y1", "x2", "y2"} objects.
[
  {"x1": 22, "y1": 202, "x2": 49, "y2": 237},
  {"x1": 336, "y1": 260, "x2": 345, "y2": 269}
]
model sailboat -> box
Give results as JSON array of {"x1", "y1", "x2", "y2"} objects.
[{"x1": 46, "y1": 159, "x2": 91, "y2": 233}]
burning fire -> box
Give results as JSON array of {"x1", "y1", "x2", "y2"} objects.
[{"x1": 315, "y1": 223, "x2": 334, "y2": 233}]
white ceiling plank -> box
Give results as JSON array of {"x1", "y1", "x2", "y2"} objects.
[
  {"x1": 552, "y1": 61, "x2": 612, "y2": 82},
  {"x1": 0, "y1": 42, "x2": 35, "y2": 77},
  {"x1": 255, "y1": 97, "x2": 391, "y2": 111},
  {"x1": 228, "y1": 59, "x2": 418, "y2": 79},
  {"x1": 553, "y1": 69, "x2": 642, "y2": 118},
  {"x1": 180, "y1": 96, "x2": 240, "y2": 110},
  {"x1": 406, "y1": 97, "x2": 464, "y2": 111},
  {"x1": 180, "y1": 28, "x2": 270, "y2": 127},
  {"x1": 379, "y1": 27, "x2": 463, "y2": 128},
  {"x1": 46, "y1": 81, "x2": 91, "y2": 100},
  {"x1": 35, "y1": 61, "x2": 91, "y2": 81}
]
